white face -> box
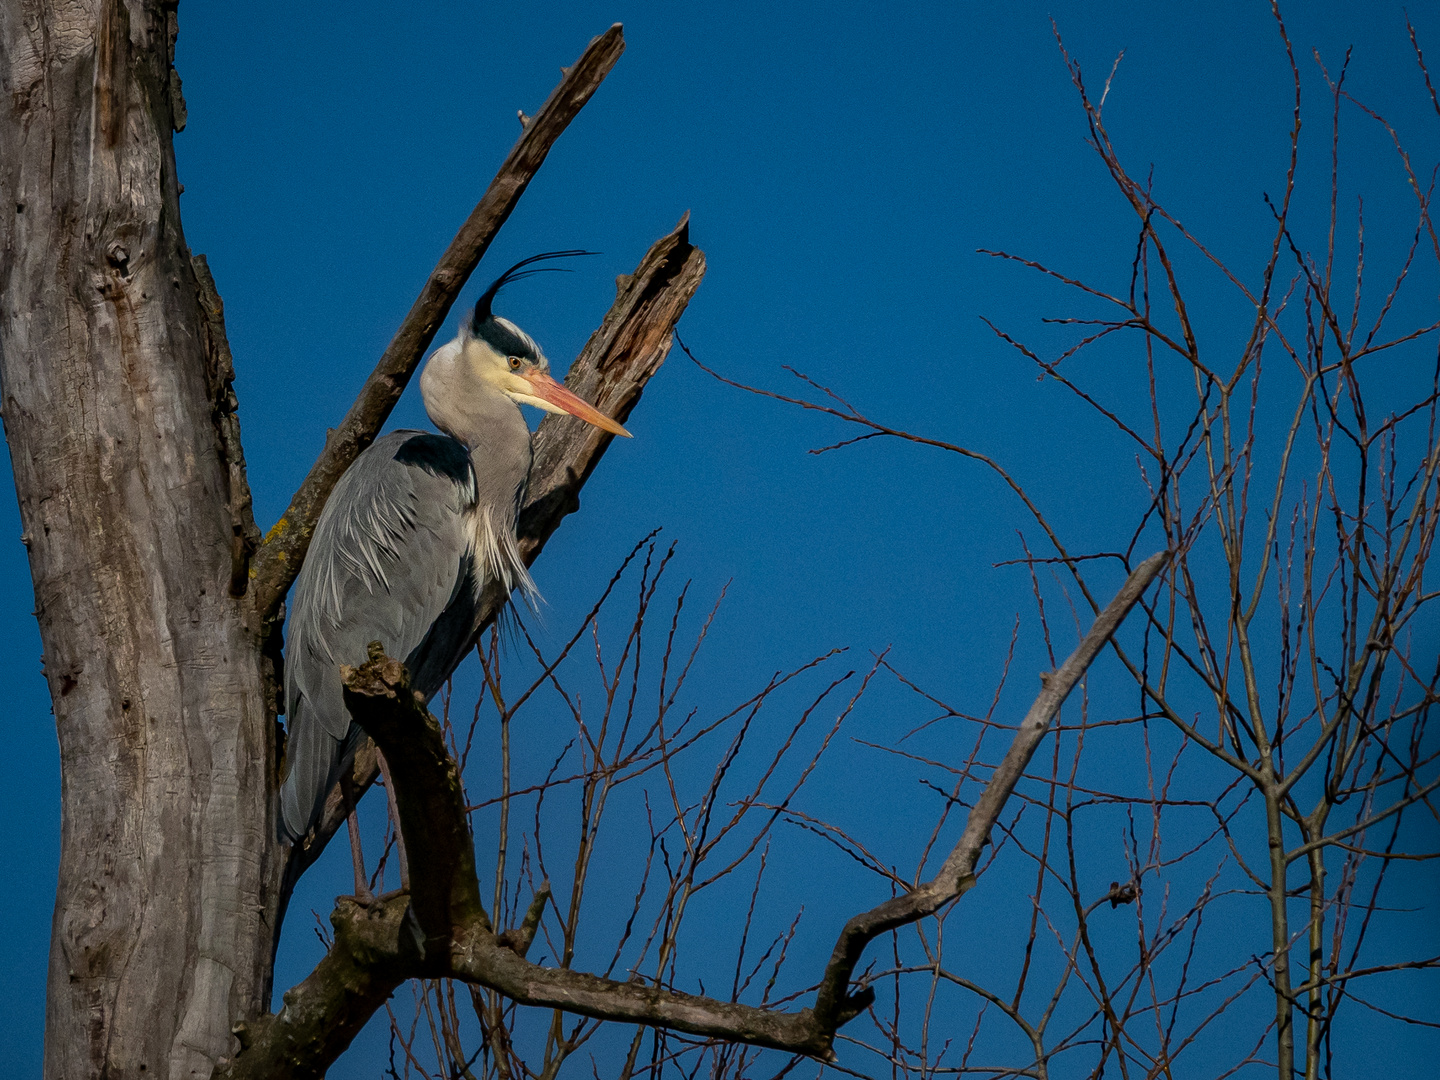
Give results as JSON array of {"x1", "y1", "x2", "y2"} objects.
[
  {"x1": 460, "y1": 333, "x2": 570, "y2": 416},
  {"x1": 422, "y1": 317, "x2": 632, "y2": 440}
]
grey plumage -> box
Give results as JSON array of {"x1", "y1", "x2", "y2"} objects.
[
  {"x1": 279, "y1": 426, "x2": 531, "y2": 843},
  {"x1": 278, "y1": 249, "x2": 626, "y2": 854}
]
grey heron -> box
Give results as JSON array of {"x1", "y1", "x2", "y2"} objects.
[{"x1": 278, "y1": 251, "x2": 628, "y2": 897}]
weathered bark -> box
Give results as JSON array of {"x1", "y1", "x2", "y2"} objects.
[
  {"x1": 520, "y1": 211, "x2": 706, "y2": 556},
  {"x1": 0, "y1": 3, "x2": 274, "y2": 1077},
  {"x1": 0, "y1": 4, "x2": 635, "y2": 1076}
]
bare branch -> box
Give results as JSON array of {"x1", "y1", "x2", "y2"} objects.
[
  {"x1": 341, "y1": 645, "x2": 486, "y2": 942},
  {"x1": 237, "y1": 556, "x2": 1161, "y2": 1076},
  {"x1": 809, "y1": 552, "x2": 1168, "y2": 1030},
  {"x1": 222, "y1": 895, "x2": 419, "y2": 1080}
]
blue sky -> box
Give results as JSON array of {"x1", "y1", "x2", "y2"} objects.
[{"x1": 2, "y1": 1, "x2": 1438, "y2": 1074}]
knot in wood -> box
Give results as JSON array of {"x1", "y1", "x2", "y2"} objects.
[{"x1": 341, "y1": 645, "x2": 411, "y2": 700}]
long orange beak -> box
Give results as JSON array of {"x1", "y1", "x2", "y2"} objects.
[{"x1": 521, "y1": 370, "x2": 632, "y2": 438}]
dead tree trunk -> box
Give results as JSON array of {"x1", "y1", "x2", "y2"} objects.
[
  {"x1": 1, "y1": 4, "x2": 650, "y2": 1076},
  {"x1": 0, "y1": 2, "x2": 276, "y2": 1077}
]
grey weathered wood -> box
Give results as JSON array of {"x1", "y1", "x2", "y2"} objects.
[
  {"x1": 0, "y1": 4, "x2": 635, "y2": 1076},
  {"x1": 221, "y1": 651, "x2": 838, "y2": 1080},
  {"x1": 521, "y1": 212, "x2": 705, "y2": 555},
  {"x1": 0, "y1": 2, "x2": 277, "y2": 1076}
]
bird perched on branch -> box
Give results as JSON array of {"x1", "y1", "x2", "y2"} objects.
[{"x1": 278, "y1": 251, "x2": 629, "y2": 897}]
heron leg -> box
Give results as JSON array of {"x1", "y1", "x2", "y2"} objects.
[
  {"x1": 339, "y1": 769, "x2": 375, "y2": 903},
  {"x1": 375, "y1": 749, "x2": 411, "y2": 891}
]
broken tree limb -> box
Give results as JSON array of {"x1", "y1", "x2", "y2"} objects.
[
  {"x1": 519, "y1": 212, "x2": 706, "y2": 558},
  {"x1": 249, "y1": 24, "x2": 627, "y2": 622},
  {"x1": 222, "y1": 646, "x2": 837, "y2": 1078}
]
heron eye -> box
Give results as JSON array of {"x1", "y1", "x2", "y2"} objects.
[{"x1": 508, "y1": 356, "x2": 522, "y2": 370}]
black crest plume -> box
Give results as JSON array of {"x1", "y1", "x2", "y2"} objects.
[{"x1": 472, "y1": 249, "x2": 598, "y2": 326}]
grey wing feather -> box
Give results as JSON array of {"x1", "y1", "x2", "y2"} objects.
[{"x1": 279, "y1": 430, "x2": 484, "y2": 842}]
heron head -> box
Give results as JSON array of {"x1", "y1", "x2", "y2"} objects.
[{"x1": 457, "y1": 252, "x2": 631, "y2": 438}]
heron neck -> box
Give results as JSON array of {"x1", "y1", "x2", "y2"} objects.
[
  {"x1": 434, "y1": 384, "x2": 529, "y2": 452},
  {"x1": 420, "y1": 340, "x2": 531, "y2": 452}
]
